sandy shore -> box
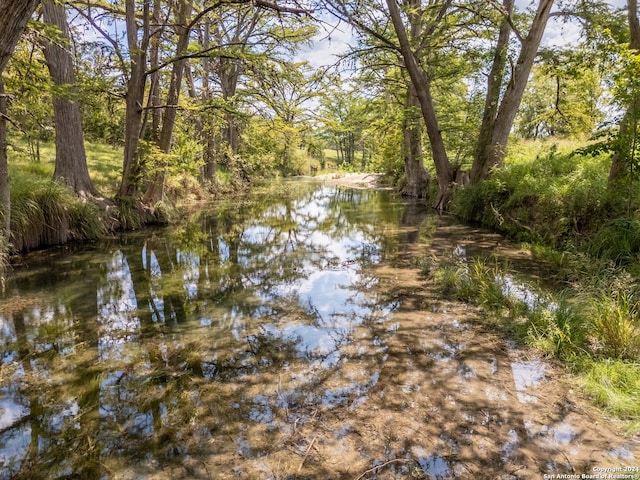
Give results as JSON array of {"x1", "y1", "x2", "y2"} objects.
[{"x1": 313, "y1": 172, "x2": 392, "y2": 189}]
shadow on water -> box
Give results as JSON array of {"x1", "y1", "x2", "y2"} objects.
[{"x1": 0, "y1": 181, "x2": 637, "y2": 479}]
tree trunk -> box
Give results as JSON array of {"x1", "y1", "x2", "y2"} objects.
[
  {"x1": 385, "y1": 0, "x2": 454, "y2": 208},
  {"x1": 197, "y1": 19, "x2": 218, "y2": 181},
  {"x1": 213, "y1": 10, "x2": 259, "y2": 171},
  {"x1": 608, "y1": 0, "x2": 640, "y2": 188},
  {"x1": 218, "y1": 52, "x2": 241, "y2": 170},
  {"x1": 471, "y1": 0, "x2": 554, "y2": 183},
  {"x1": 221, "y1": 72, "x2": 241, "y2": 167},
  {"x1": 118, "y1": 0, "x2": 150, "y2": 200},
  {"x1": 0, "y1": 0, "x2": 39, "y2": 73},
  {"x1": 400, "y1": 86, "x2": 430, "y2": 197},
  {"x1": 42, "y1": 0, "x2": 97, "y2": 197},
  {"x1": 471, "y1": 0, "x2": 513, "y2": 185},
  {"x1": 0, "y1": 79, "x2": 10, "y2": 246},
  {"x1": 148, "y1": 0, "x2": 163, "y2": 143},
  {"x1": 0, "y1": 0, "x2": 39, "y2": 279},
  {"x1": 143, "y1": 0, "x2": 193, "y2": 204}
]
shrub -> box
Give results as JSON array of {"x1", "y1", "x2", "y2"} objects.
[{"x1": 451, "y1": 141, "x2": 610, "y2": 248}]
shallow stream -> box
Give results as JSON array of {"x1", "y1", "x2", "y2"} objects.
[{"x1": 0, "y1": 180, "x2": 637, "y2": 479}]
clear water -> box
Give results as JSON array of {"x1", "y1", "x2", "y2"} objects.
[
  {"x1": 0, "y1": 181, "x2": 635, "y2": 479},
  {"x1": 0, "y1": 183, "x2": 431, "y2": 478}
]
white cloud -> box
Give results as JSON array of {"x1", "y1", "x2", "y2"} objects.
[{"x1": 296, "y1": 19, "x2": 354, "y2": 69}]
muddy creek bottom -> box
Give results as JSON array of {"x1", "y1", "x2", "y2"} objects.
[{"x1": 0, "y1": 183, "x2": 637, "y2": 479}]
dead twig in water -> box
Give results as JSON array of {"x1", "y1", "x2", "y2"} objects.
[{"x1": 354, "y1": 458, "x2": 412, "y2": 480}]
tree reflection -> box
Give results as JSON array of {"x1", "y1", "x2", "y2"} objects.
[{"x1": 0, "y1": 181, "x2": 428, "y2": 478}]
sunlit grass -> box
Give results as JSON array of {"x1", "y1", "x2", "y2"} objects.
[
  {"x1": 452, "y1": 138, "x2": 612, "y2": 248},
  {"x1": 579, "y1": 358, "x2": 640, "y2": 426},
  {"x1": 9, "y1": 136, "x2": 123, "y2": 197},
  {"x1": 85, "y1": 140, "x2": 123, "y2": 197},
  {"x1": 5, "y1": 137, "x2": 119, "y2": 249}
]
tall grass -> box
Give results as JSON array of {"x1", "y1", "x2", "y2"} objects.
[
  {"x1": 445, "y1": 138, "x2": 640, "y2": 427},
  {"x1": 582, "y1": 281, "x2": 640, "y2": 360},
  {"x1": 10, "y1": 175, "x2": 106, "y2": 251},
  {"x1": 451, "y1": 140, "x2": 611, "y2": 248},
  {"x1": 588, "y1": 217, "x2": 640, "y2": 266},
  {"x1": 580, "y1": 358, "x2": 640, "y2": 422},
  {"x1": 6, "y1": 137, "x2": 120, "y2": 250}
]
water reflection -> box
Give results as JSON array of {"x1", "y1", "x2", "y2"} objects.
[
  {"x1": 0, "y1": 184, "x2": 416, "y2": 478},
  {"x1": 0, "y1": 182, "x2": 636, "y2": 479}
]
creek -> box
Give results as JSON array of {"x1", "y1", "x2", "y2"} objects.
[{"x1": 0, "y1": 180, "x2": 637, "y2": 479}]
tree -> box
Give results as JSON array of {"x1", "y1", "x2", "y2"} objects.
[
  {"x1": 400, "y1": 85, "x2": 430, "y2": 197},
  {"x1": 73, "y1": 0, "x2": 313, "y2": 203},
  {"x1": 143, "y1": 0, "x2": 193, "y2": 204},
  {"x1": 188, "y1": 3, "x2": 315, "y2": 181},
  {"x1": 317, "y1": 84, "x2": 369, "y2": 167},
  {"x1": 3, "y1": 37, "x2": 53, "y2": 161},
  {"x1": 515, "y1": 52, "x2": 602, "y2": 139},
  {"x1": 383, "y1": 0, "x2": 452, "y2": 207},
  {"x1": 608, "y1": 0, "x2": 640, "y2": 189},
  {"x1": 248, "y1": 60, "x2": 324, "y2": 175},
  {"x1": 328, "y1": 0, "x2": 555, "y2": 208},
  {"x1": 470, "y1": 0, "x2": 555, "y2": 184},
  {"x1": 119, "y1": 0, "x2": 151, "y2": 200},
  {"x1": 0, "y1": 0, "x2": 40, "y2": 276},
  {"x1": 42, "y1": 0, "x2": 97, "y2": 196}
]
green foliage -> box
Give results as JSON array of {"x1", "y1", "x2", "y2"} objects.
[
  {"x1": 430, "y1": 247, "x2": 640, "y2": 427},
  {"x1": 526, "y1": 299, "x2": 588, "y2": 359},
  {"x1": 316, "y1": 83, "x2": 377, "y2": 170},
  {"x1": 5, "y1": 137, "x2": 121, "y2": 249},
  {"x1": 69, "y1": 200, "x2": 106, "y2": 240},
  {"x1": 432, "y1": 256, "x2": 470, "y2": 300},
  {"x1": 114, "y1": 196, "x2": 142, "y2": 230},
  {"x1": 432, "y1": 255, "x2": 518, "y2": 312},
  {"x1": 10, "y1": 175, "x2": 106, "y2": 251},
  {"x1": 452, "y1": 140, "x2": 610, "y2": 247},
  {"x1": 516, "y1": 49, "x2": 604, "y2": 139},
  {"x1": 583, "y1": 285, "x2": 640, "y2": 360},
  {"x1": 4, "y1": 38, "x2": 54, "y2": 146},
  {"x1": 245, "y1": 60, "x2": 324, "y2": 176},
  {"x1": 240, "y1": 116, "x2": 282, "y2": 175}
]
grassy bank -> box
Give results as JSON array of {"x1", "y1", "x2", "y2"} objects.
[
  {"x1": 4, "y1": 138, "x2": 339, "y2": 256},
  {"x1": 6, "y1": 138, "x2": 217, "y2": 252},
  {"x1": 443, "y1": 139, "x2": 640, "y2": 431},
  {"x1": 7, "y1": 140, "x2": 123, "y2": 252}
]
